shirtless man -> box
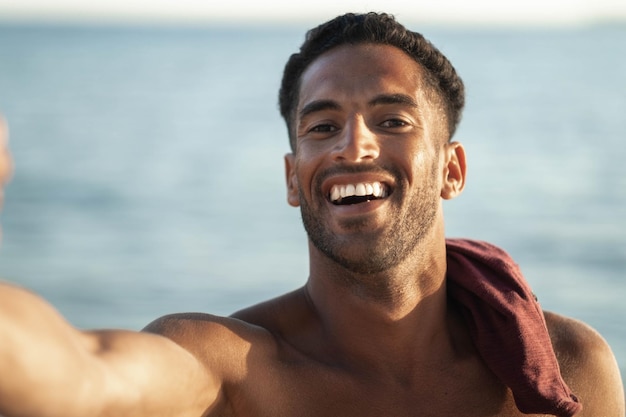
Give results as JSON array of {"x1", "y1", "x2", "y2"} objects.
[{"x1": 0, "y1": 12, "x2": 624, "y2": 417}]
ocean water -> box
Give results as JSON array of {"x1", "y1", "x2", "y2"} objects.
[{"x1": 0, "y1": 22, "x2": 625, "y2": 386}]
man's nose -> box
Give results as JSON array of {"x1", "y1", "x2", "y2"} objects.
[{"x1": 331, "y1": 116, "x2": 380, "y2": 163}]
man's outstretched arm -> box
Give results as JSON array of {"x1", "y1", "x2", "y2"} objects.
[{"x1": 0, "y1": 281, "x2": 219, "y2": 417}]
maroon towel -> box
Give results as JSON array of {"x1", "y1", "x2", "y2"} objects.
[{"x1": 446, "y1": 238, "x2": 582, "y2": 416}]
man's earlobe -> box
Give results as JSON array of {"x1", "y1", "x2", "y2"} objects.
[
  {"x1": 441, "y1": 142, "x2": 467, "y2": 200},
  {"x1": 284, "y1": 153, "x2": 300, "y2": 207}
]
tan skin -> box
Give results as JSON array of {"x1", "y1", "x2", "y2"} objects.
[
  {"x1": 0, "y1": 117, "x2": 12, "y2": 217},
  {"x1": 0, "y1": 44, "x2": 624, "y2": 417}
]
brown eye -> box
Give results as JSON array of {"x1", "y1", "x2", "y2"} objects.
[
  {"x1": 380, "y1": 119, "x2": 408, "y2": 128},
  {"x1": 310, "y1": 124, "x2": 338, "y2": 133}
]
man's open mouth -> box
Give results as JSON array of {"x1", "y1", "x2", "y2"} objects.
[{"x1": 329, "y1": 182, "x2": 389, "y2": 205}]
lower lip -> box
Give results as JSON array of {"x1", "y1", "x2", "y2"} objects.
[{"x1": 327, "y1": 198, "x2": 387, "y2": 216}]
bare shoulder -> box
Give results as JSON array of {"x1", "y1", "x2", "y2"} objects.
[
  {"x1": 144, "y1": 311, "x2": 272, "y2": 343},
  {"x1": 143, "y1": 288, "x2": 309, "y2": 369},
  {"x1": 144, "y1": 312, "x2": 279, "y2": 381},
  {"x1": 230, "y1": 288, "x2": 311, "y2": 335},
  {"x1": 544, "y1": 311, "x2": 625, "y2": 415}
]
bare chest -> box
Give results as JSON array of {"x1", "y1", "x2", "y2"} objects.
[{"x1": 219, "y1": 360, "x2": 547, "y2": 417}]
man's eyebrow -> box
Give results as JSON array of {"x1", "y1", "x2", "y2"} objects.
[
  {"x1": 368, "y1": 93, "x2": 419, "y2": 108},
  {"x1": 298, "y1": 94, "x2": 418, "y2": 120},
  {"x1": 298, "y1": 100, "x2": 341, "y2": 119}
]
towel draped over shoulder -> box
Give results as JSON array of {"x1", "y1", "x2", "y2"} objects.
[{"x1": 446, "y1": 238, "x2": 582, "y2": 416}]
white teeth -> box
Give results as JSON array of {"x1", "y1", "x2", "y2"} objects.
[
  {"x1": 329, "y1": 182, "x2": 387, "y2": 203},
  {"x1": 372, "y1": 182, "x2": 381, "y2": 197},
  {"x1": 330, "y1": 187, "x2": 341, "y2": 202}
]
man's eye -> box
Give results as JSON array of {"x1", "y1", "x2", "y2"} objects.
[
  {"x1": 380, "y1": 119, "x2": 408, "y2": 128},
  {"x1": 310, "y1": 124, "x2": 337, "y2": 133}
]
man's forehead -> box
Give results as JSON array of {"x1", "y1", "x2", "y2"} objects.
[{"x1": 297, "y1": 43, "x2": 428, "y2": 111}]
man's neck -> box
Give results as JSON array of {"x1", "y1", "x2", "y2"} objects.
[{"x1": 302, "y1": 237, "x2": 461, "y2": 378}]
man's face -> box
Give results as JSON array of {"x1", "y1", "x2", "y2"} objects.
[{"x1": 284, "y1": 43, "x2": 453, "y2": 274}]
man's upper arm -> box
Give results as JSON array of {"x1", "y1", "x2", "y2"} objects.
[
  {"x1": 0, "y1": 282, "x2": 220, "y2": 417},
  {"x1": 85, "y1": 324, "x2": 221, "y2": 417},
  {"x1": 545, "y1": 311, "x2": 625, "y2": 416}
]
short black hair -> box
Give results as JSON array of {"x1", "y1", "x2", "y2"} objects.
[{"x1": 279, "y1": 12, "x2": 465, "y2": 150}]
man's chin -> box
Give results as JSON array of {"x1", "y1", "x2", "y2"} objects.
[{"x1": 317, "y1": 236, "x2": 401, "y2": 274}]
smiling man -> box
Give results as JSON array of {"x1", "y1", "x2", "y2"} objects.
[{"x1": 0, "y1": 12, "x2": 624, "y2": 417}]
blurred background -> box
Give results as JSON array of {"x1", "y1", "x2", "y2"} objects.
[{"x1": 0, "y1": 0, "x2": 624, "y2": 393}]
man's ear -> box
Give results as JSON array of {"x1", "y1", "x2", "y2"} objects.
[
  {"x1": 441, "y1": 141, "x2": 467, "y2": 200},
  {"x1": 284, "y1": 153, "x2": 300, "y2": 207}
]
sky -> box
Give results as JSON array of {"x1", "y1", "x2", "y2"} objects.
[{"x1": 0, "y1": 0, "x2": 625, "y2": 27}]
